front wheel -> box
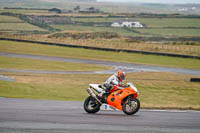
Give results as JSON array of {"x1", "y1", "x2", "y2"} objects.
[
  {"x1": 84, "y1": 96, "x2": 101, "y2": 114},
  {"x1": 122, "y1": 97, "x2": 140, "y2": 115}
]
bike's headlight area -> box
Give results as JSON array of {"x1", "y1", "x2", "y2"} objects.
[
  {"x1": 133, "y1": 87, "x2": 139, "y2": 94},
  {"x1": 127, "y1": 82, "x2": 139, "y2": 95}
]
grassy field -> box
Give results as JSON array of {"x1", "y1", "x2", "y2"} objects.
[
  {"x1": 1, "y1": 8, "x2": 200, "y2": 38},
  {"x1": 1, "y1": 34, "x2": 200, "y2": 56},
  {"x1": 0, "y1": 40, "x2": 200, "y2": 69},
  {"x1": 51, "y1": 24, "x2": 200, "y2": 38},
  {"x1": 0, "y1": 23, "x2": 47, "y2": 32},
  {"x1": 0, "y1": 56, "x2": 111, "y2": 71},
  {"x1": 74, "y1": 17, "x2": 200, "y2": 28},
  {"x1": 0, "y1": 9, "x2": 49, "y2": 14},
  {"x1": 73, "y1": 17, "x2": 120, "y2": 23},
  {"x1": 0, "y1": 15, "x2": 23, "y2": 23},
  {"x1": 0, "y1": 8, "x2": 108, "y2": 17},
  {"x1": 51, "y1": 24, "x2": 139, "y2": 36},
  {"x1": 57, "y1": 17, "x2": 200, "y2": 38},
  {"x1": 0, "y1": 72, "x2": 199, "y2": 110},
  {"x1": 137, "y1": 18, "x2": 200, "y2": 28},
  {"x1": 135, "y1": 28, "x2": 200, "y2": 37},
  {"x1": 0, "y1": 15, "x2": 47, "y2": 32},
  {"x1": 52, "y1": 23, "x2": 200, "y2": 38}
]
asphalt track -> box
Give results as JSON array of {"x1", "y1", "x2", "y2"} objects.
[
  {"x1": 0, "y1": 52, "x2": 200, "y2": 76},
  {"x1": 0, "y1": 98, "x2": 200, "y2": 133}
]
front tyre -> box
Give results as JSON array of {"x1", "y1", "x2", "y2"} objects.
[
  {"x1": 84, "y1": 96, "x2": 101, "y2": 114},
  {"x1": 122, "y1": 98, "x2": 140, "y2": 115}
]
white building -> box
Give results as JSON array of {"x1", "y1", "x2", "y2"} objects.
[
  {"x1": 178, "y1": 8, "x2": 188, "y2": 12},
  {"x1": 192, "y1": 7, "x2": 196, "y2": 10},
  {"x1": 111, "y1": 19, "x2": 143, "y2": 28}
]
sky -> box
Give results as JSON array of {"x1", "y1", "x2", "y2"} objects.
[{"x1": 97, "y1": 0, "x2": 200, "y2": 4}]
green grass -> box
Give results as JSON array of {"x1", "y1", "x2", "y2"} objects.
[
  {"x1": 0, "y1": 15, "x2": 46, "y2": 32},
  {"x1": 58, "y1": 17, "x2": 200, "y2": 38},
  {"x1": 52, "y1": 20, "x2": 200, "y2": 37},
  {"x1": 0, "y1": 77, "x2": 87, "y2": 101},
  {"x1": 0, "y1": 73, "x2": 103, "y2": 101},
  {"x1": 0, "y1": 23, "x2": 47, "y2": 31},
  {"x1": 127, "y1": 72, "x2": 200, "y2": 110},
  {"x1": 0, "y1": 9, "x2": 49, "y2": 14},
  {"x1": 74, "y1": 17, "x2": 119, "y2": 23},
  {"x1": 0, "y1": 72, "x2": 199, "y2": 110},
  {"x1": 0, "y1": 40, "x2": 200, "y2": 70},
  {"x1": 138, "y1": 18, "x2": 200, "y2": 28},
  {"x1": 0, "y1": 56, "x2": 111, "y2": 71},
  {"x1": 135, "y1": 28, "x2": 200, "y2": 37},
  {"x1": 51, "y1": 24, "x2": 140, "y2": 36},
  {"x1": 74, "y1": 17, "x2": 200, "y2": 28},
  {"x1": 0, "y1": 15, "x2": 23, "y2": 23}
]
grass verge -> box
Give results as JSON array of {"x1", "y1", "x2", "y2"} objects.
[
  {"x1": 0, "y1": 72, "x2": 199, "y2": 110},
  {"x1": 2, "y1": 34, "x2": 200, "y2": 56},
  {"x1": 0, "y1": 40, "x2": 200, "y2": 69},
  {"x1": 0, "y1": 56, "x2": 111, "y2": 71}
]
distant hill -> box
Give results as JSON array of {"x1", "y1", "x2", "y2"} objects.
[
  {"x1": 0, "y1": 0, "x2": 97, "y2": 8},
  {"x1": 0, "y1": 0, "x2": 199, "y2": 15},
  {"x1": 0, "y1": 0, "x2": 38, "y2": 8}
]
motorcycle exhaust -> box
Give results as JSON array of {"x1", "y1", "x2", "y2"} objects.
[{"x1": 86, "y1": 88, "x2": 102, "y2": 105}]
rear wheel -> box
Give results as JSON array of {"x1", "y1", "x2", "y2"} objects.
[
  {"x1": 84, "y1": 96, "x2": 101, "y2": 114},
  {"x1": 122, "y1": 97, "x2": 140, "y2": 115}
]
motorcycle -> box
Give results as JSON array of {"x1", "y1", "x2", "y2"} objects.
[{"x1": 84, "y1": 82, "x2": 140, "y2": 115}]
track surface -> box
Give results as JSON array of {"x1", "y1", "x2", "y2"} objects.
[
  {"x1": 1, "y1": 52, "x2": 200, "y2": 76},
  {"x1": 0, "y1": 98, "x2": 200, "y2": 133}
]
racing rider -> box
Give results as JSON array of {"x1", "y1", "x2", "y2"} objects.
[{"x1": 98, "y1": 70, "x2": 126, "y2": 98}]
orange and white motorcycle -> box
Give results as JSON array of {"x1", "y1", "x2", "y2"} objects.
[{"x1": 84, "y1": 82, "x2": 140, "y2": 115}]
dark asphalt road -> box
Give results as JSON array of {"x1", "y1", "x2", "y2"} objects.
[
  {"x1": 1, "y1": 52, "x2": 200, "y2": 76},
  {"x1": 0, "y1": 98, "x2": 200, "y2": 133}
]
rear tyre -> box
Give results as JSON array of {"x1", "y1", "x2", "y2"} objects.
[
  {"x1": 122, "y1": 97, "x2": 140, "y2": 115},
  {"x1": 84, "y1": 96, "x2": 101, "y2": 114}
]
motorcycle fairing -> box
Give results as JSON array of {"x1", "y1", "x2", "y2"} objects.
[
  {"x1": 107, "y1": 88, "x2": 134, "y2": 110},
  {"x1": 89, "y1": 84, "x2": 104, "y2": 93}
]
